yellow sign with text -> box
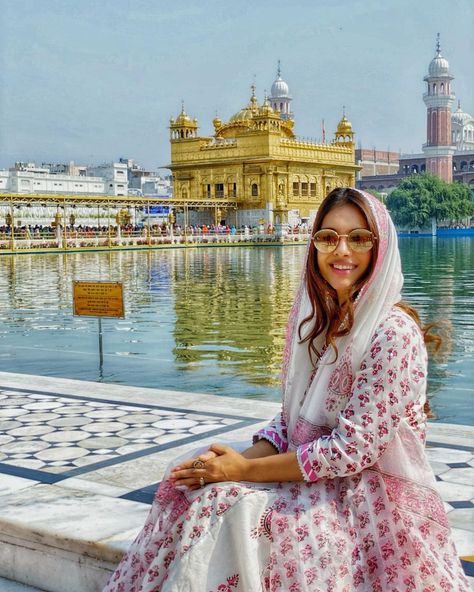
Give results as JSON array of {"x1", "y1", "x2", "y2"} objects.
[{"x1": 73, "y1": 281, "x2": 124, "y2": 318}]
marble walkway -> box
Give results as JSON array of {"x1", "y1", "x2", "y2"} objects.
[{"x1": 0, "y1": 371, "x2": 473, "y2": 591}]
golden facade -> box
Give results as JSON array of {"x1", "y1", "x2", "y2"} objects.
[{"x1": 168, "y1": 85, "x2": 359, "y2": 225}]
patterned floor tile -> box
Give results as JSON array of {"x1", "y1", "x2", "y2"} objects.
[{"x1": 0, "y1": 385, "x2": 261, "y2": 483}]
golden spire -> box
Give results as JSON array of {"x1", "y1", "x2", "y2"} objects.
[{"x1": 250, "y1": 79, "x2": 258, "y2": 111}]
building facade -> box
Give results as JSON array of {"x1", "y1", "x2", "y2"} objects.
[
  {"x1": 358, "y1": 36, "x2": 474, "y2": 194},
  {"x1": 5, "y1": 163, "x2": 105, "y2": 195},
  {"x1": 168, "y1": 71, "x2": 359, "y2": 227}
]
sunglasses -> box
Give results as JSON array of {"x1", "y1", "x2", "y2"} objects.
[{"x1": 312, "y1": 228, "x2": 376, "y2": 253}]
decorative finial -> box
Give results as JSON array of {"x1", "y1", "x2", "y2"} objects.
[
  {"x1": 342, "y1": 105, "x2": 346, "y2": 117},
  {"x1": 458, "y1": 100, "x2": 461, "y2": 110},
  {"x1": 181, "y1": 100, "x2": 185, "y2": 114},
  {"x1": 436, "y1": 32, "x2": 441, "y2": 55},
  {"x1": 277, "y1": 60, "x2": 281, "y2": 77},
  {"x1": 250, "y1": 78, "x2": 258, "y2": 110}
]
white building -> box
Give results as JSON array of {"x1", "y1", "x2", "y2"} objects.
[
  {"x1": 3, "y1": 163, "x2": 105, "y2": 195},
  {"x1": 87, "y1": 162, "x2": 128, "y2": 196},
  {"x1": 0, "y1": 171, "x2": 9, "y2": 191},
  {"x1": 452, "y1": 102, "x2": 474, "y2": 152},
  {"x1": 124, "y1": 158, "x2": 172, "y2": 197}
]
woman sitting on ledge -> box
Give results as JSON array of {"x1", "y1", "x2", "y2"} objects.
[{"x1": 103, "y1": 188, "x2": 469, "y2": 592}]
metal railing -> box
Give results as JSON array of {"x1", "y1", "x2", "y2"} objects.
[{"x1": 0, "y1": 227, "x2": 311, "y2": 252}]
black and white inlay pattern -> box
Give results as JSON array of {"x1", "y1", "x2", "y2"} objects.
[{"x1": 0, "y1": 388, "x2": 252, "y2": 477}]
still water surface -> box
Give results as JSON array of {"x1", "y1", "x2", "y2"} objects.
[{"x1": 0, "y1": 239, "x2": 473, "y2": 425}]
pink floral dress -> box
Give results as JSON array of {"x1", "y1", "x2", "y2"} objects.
[{"x1": 103, "y1": 309, "x2": 470, "y2": 592}]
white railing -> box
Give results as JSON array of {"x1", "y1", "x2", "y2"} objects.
[{"x1": 0, "y1": 228, "x2": 311, "y2": 251}]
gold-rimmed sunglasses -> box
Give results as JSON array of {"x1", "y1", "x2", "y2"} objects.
[{"x1": 312, "y1": 228, "x2": 376, "y2": 253}]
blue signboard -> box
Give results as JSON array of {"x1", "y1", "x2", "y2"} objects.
[{"x1": 146, "y1": 206, "x2": 169, "y2": 214}]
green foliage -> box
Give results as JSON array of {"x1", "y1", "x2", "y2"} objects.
[{"x1": 386, "y1": 174, "x2": 474, "y2": 228}]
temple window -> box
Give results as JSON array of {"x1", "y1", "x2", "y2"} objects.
[
  {"x1": 292, "y1": 182, "x2": 299, "y2": 197},
  {"x1": 228, "y1": 183, "x2": 237, "y2": 198},
  {"x1": 310, "y1": 183, "x2": 317, "y2": 197},
  {"x1": 215, "y1": 183, "x2": 224, "y2": 198},
  {"x1": 251, "y1": 183, "x2": 258, "y2": 197},
  {"x1": 301, "y1": 182, "x2": 308, "y2": 197}
]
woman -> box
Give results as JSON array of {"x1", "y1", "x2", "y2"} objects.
[{"x1": 104, "y1": 189, "x2": 469, "y2": 592}]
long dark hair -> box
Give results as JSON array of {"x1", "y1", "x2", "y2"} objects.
[{"x1": 298, "y1": 188, "x2": 378, "y2": 363}]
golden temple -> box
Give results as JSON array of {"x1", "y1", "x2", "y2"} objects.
[{"x1": 168, "y1": 70, "x2": 359, "y2": 227}]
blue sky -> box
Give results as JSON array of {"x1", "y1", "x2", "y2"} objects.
[{"x1": 1, "y1": 0, "x2": 473, "y2": 171}]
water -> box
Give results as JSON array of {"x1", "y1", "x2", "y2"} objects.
[{"x1": 0, "y1": 239, "x2": 472, "y2": 425}]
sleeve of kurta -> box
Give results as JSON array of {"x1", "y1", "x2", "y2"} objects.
[
  {"x1": 253, "y1": 411, "x2": 289, "y2": 453},
  {"x1": 296, "y1": 311, "x2": 428, "y2": 482}
]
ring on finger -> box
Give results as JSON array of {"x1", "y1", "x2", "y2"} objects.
[
  {"x1": 193, "y1": 459, "x2": 205, "y2": 469},
  {"x1": 199, "y1": 477, "x2": 205, "y2": 487}
]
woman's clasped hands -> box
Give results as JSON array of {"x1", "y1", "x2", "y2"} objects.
[{"x1": 169, "y1": 444, "x2": 249, "y2": 491}]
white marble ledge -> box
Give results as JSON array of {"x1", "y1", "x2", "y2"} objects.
[
  {"x1": 0, "y1": 577, "x2": 44, "y2": 592},
  {"x1": 57, "y1": 477, "x2": 131, "y2": 499},
  {"x1": 0, "y1": 372, "x2": 279, "y2": 418},
  {"x1": 427, "y1": 422, "x2": 474, "y2": 448},
  {"x1": 0, "y1": 475, "x2": 39, "y2": 497},
  {"x1": 0, "y1": 483, "x2": 148, "y2": 564}
]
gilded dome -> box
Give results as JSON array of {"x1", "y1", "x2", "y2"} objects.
[
  {"x1": 259, "y1": 97, "x2": 275, "y2": 116},
  {"x1": 176, "y1": 112, "x2": 191, "y2": 125},
  {"x1": 229, "y1": 107, "x2": 254, "y2": 122},
  {"x1": 337, "y1": 115, "x2": 353, "y2": 134}
]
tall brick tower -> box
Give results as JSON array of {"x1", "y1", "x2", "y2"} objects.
[{"x1": 422, "y1": 34, "x2": 456, "y2": 182}]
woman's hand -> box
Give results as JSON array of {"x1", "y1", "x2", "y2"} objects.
[{"x1": 169, "y1": 444, "x2": 249, "y2": 490}]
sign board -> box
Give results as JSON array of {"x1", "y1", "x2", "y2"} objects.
[
  {"x1": 73, "y1": 281, "x2": 125, "y2": 318},
  {"x1": 147, "y1": 205, "x2": 169, "y2": 214}
]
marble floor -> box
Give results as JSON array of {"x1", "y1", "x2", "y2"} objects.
[{"x1": 0, "y1": 371, "x2": 473, "y2": 591}]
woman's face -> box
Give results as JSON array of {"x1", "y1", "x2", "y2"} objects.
[{"x1": 317, "y1": 202, "x2": 373, "y2": 305}]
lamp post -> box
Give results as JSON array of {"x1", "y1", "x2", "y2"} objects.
[{"x1": 7, "y1": 201, "x2": 14, "y2": 250}]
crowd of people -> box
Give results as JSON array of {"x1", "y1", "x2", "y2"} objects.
[{"x1": 0, "y1": 221, "x2": 312, "y2": 244}]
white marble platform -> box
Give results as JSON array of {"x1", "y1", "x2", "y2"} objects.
[
  {"x1": 0, "y1": 371, "x2": 473, "y2": 591},
  {"x1": 0, "y1": 577, "x2": 45, "y2": 591}
]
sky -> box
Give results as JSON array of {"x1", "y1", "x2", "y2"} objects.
[{"x1": 1, "y1": 0, "x2": 473, "y2": 172}]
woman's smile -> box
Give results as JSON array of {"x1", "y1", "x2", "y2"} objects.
[{"x1": 317, "y1": 203, "x2": 372, "y2": 304}]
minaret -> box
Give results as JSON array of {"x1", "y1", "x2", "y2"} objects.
[
  {"x1": 422, "y1": 34, "x2": 455, "y2": 182},
  {"x1": 269, "y1": 61, "x2": 293, "y2": 120}
]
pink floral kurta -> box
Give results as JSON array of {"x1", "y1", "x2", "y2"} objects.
[{"x1": 103, "y1": 309, "x2": 469, "y2": 591}]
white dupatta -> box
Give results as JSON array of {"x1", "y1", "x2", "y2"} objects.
[{"x1": 282, "y1": 190, "x2": 403, "y2": 443}]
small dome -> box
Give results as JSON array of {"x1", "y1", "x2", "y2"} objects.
[
  {"x1": 175, "y1": 110, "x2": 192, "y2": 125},
  {"x1": 271, "y1": 76, "x2": 289, "y2": 98},
  {"x1": 452, "y1": 103, "x2": 473, "y2": 126},
  {"x1": 429, "y1": 51, "x2": 450, "y2": 77},
  {"x1": 213, "y1": 116, "x2": 222, "y2": 128},
  {"x1": 337, "y1": 115, "x2": 353, "y2": 134},
  {"x1": 229, "y1": 107, "x2": 254, "y2": 122},
  {"x1": 259, "y1": 97, "x2": 275, "y2": 116}
]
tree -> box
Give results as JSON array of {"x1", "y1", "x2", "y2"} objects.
[{"x1": 386, "y1": 173, "x2": 474, "y2": 228}]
